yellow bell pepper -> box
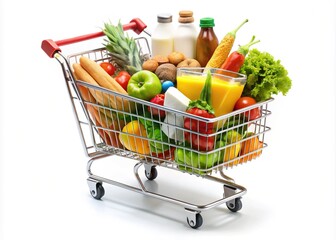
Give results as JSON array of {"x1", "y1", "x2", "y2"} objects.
[{"x1": 119, "y1": 120, "x2": 150, "y2": 155}]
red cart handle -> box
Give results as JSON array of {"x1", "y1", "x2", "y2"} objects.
[{"x1": 41, "y1": 18, "x2": 147, "y2": 58}]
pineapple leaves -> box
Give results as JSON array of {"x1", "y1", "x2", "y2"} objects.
[{"x1": 103, "y1": 20, "x2": 143, "y2": 75}]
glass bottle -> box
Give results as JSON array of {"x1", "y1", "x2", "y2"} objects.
[
  {"x1": 151, "y1": 13, "x2": 174, "y2": 57},
  {"x1": 196, "y1": 17, "x2": 219, "y2": 67}
]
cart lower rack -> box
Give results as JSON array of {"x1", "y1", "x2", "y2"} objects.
[{"x1": 42, "y1": 18, "x2": 273, "y2": 229}]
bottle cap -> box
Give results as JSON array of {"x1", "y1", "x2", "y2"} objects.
[
  {"x1": 157, "y1": 14, "x2": 173, "y2": 23},
  {"x1": 200, "y1": 17, "x2": 215, "y2": 27},
  {"x1": 179, "y1": 10, "x2": 193, "y2": 17},
  {"x1": 178, "y1": 10, "x2": 194, "y2": 23}
]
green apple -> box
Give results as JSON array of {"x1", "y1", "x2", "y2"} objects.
[{"x1": 127, "y1": 70, "x2": 162, "y2": 100}]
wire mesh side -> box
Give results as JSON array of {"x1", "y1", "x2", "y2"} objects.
[{"x1": 63, "y1": 45, "x2": 273, "y2": 176}]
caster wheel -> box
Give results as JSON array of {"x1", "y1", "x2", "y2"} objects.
[
  {"x1": 90, "y1": 183, "x2": 105, "y2": 200},
  {"x1": 226, "y1": 198, "x2": 242, "y2": 212},
  {"x1": 145, "y1": 166, "x2": 158, "y2": 180},
  {"x1": 187, "y1": 213, "x2": 203, "y2": 229}
]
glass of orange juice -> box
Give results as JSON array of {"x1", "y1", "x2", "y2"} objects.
[{"x1": 176, "y1": 68, "x2": 246, "y2": 117}]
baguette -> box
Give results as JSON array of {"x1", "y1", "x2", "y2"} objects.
[
  {"x1": 79, "y1": 56, "x2": 135, "y2": 113},
  {"x1": 79, "y1": 56, "x2": 126, "y2": 93},
  {"x1": 73, "y1": 63, "x2": 112, "y2": 107},
  {"x1": 75, "y1": 68, "x2": 125, "y2": 148}
]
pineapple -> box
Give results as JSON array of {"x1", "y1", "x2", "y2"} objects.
[{"x1": 103, "y1": 21, "x2": 143, "y2": 75}]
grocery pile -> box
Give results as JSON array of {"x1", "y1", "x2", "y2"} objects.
[{"x1": 72, "y1": 12, "x2": 292, "y2": 173}]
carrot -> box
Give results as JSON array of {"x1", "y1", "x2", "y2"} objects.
[
  {"x1": 239, "y1": 133, "x2": 263, "y2": 163},
  {"x1": 205, "y1": 19, "x2": 248, "y2": 69}
]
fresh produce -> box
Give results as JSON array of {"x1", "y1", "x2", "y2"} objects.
[
  {"x1": 239, "y1": 49, "x2": 292, "y2": 101},
  {"x1": 148, "y1": 94, "x2": 165, "y2": 118},
  {"x1": 119, "y1": 120, "x2": 150, "y2": 155},
  {"x1": 155, "y1": 63, "x2": 177, "y2": 82},
  {"x1": 221, "y1": 130, "x2": 242, "y2": 166},
  {"x1": 205, "y1": 19, "x2": 248, "y2": 68},
  {"x1": 175, "y1": 140, "x2": 225, "y2": 175},
  {"x1": 151, "y1": 148, "x2": 175, "y2": 160},
  {"x1": 234, "y1": 96, "x2": 261, "y2": 121},
  {"x1": 100, "y1": 62, "x2": 116, "y2": 76},
  {"x1": 223, "y1": 144, "x2": 241, "y2": 165},
  {"x1": 127, "y1": 70, "x2": 162, "y2": 101},
  {"x1": 161, "y1": 80, "x2": 174, "y2": 93},
  {"x1": 239, "y1": 132, "x2": 263, "y2": 162},
  {"x1": 103, "y1": 21, "x2": 142, "y2": 75},
  {"x1": 161, "y1": 87, "x2": 191, "y2": 142},
  {"x1": 184, "y1": 70, "x2": 216, "y2": 151},
  {"x1": 77, "y1": 56, "x2": 135, "y2": 112},
  {"x1": 220, "y1": 114, "x2": 247, "y2": 134},
  {"x1": 115, "y1": 70, "x2": 131, "y2": 91},
  {"x1": 139, "y1": 111, "x2": 173, "y2": 159},
  {"x1": 220, "y1": 35, "x2": 260, "y2": 72}
]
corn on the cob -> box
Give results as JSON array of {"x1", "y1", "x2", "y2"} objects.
[{"x1": 205, "y1": 19, "x2": 248, "y2": 68}]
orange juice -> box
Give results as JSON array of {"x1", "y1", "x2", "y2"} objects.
[{"x1": 176, "y1": 68, "x2": 246, "y2": 117}]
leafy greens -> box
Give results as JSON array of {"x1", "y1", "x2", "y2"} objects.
[{"x1": 239, "y1": 49, "x2": 292, "y2": 101}]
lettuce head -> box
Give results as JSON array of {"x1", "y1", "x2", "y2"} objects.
[{"x1": 239, "y1": 49, "x2": 292, "y2": 101}]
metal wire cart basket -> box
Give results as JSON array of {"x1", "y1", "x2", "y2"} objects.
[{"x1": 41, "y1": 18, "x2": 273, "y2": 229}]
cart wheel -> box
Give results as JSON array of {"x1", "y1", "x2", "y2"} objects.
[
  {"x1": 187, "y1": 213, "x2": 203, "y2": 229},
  {"x1": 226, "y1": 198, "x2": 242, "y2": 212},
  {"x1": 145, "y1": 166, "x2": 158, "y2": 180},
  {"x1": 90, "y1": 183, "x2": 105, "y2": 200}
]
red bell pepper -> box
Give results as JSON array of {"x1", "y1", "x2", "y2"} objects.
[
  {"x1": 148, "y1": 94, "x2": 165, "y2": 118},
  {"x1": 184, "y1": 70, "x2": 216, "y2": 151},
  {"x1": 220, "y1": 35, "x2": 260, "y2": 72}
]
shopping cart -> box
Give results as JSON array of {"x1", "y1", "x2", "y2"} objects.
[{"x1": 41, "y1": 18, "x2": 273, "y2": 229}]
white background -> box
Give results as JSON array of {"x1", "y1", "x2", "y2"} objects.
[{"x1": 1, "y1": 0, "x2": 335, "y2": 239}]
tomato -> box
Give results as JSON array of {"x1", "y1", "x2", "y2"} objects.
[
  {"x1": 148, "y1": 94, "x2": 165, "y2": 117},
  {"x1": 234, "y1": 96, "x2": 261, "y2": 120},
  {"x1": 100, "y1": 62, "x2": 116, "y2": 76},
  {"x1": 115, "y1": 71, "x2": 131, "y2": 91}
]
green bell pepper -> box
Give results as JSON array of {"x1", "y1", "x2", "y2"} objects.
[{"x1": 139, "y1": 111, "x2": 172, "y2": 154}]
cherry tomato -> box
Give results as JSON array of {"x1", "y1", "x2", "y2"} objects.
[
  {"x1": 234, "y1": 96, "x2": 261, "y2": 120},
  {"x1": 115, "y1": 71, "x2": 131, "y2": 91},
  {"x1": 100, "y1": 62, "x2": 116, "y2": 76},
  {"x1": 148, "y1": 94, "x2": 165, "y2": 118}
]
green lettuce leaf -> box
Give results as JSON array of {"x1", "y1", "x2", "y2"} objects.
[{"x1": 239, "y1": 49, "x2": 292, "y2": 101}]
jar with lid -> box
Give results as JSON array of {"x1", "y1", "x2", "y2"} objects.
[
  {"x1": 151, "y1": 13, "x2": 174, "y2": 57},
  {"x1": 173, "y1": 10, "x2": 198, "y2": 59},
  {"x1": 196, "y1": 17, "x2": 219, "y2": 67}
]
